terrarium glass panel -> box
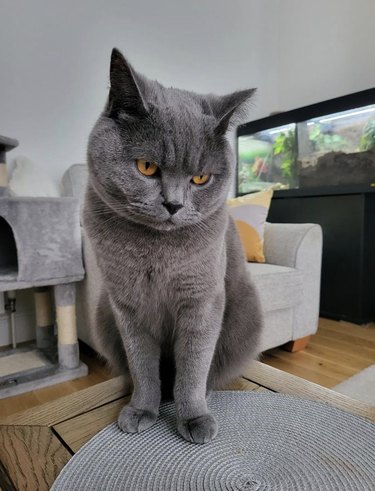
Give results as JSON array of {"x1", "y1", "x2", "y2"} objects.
[
  {"x1": 298, "y1": 104, "x2": 375, "y2": 187},
  {"x1": 238, "y1": 124, "x2": 297, "y2": 194},
  {"x1": 237, "y1": 102, "x2": 375, "y2": 194}
]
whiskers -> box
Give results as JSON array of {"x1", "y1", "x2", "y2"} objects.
[{"x1": 87, "y1": 188, "x2": 210, "y2": 235}]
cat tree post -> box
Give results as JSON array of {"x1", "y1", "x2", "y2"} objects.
[
  {"x1": 54, "y1": 283, "x2": 80, "y2": 369},
  {"x1": 34, "y1": 287, "x2": 55, "y2": 349}
]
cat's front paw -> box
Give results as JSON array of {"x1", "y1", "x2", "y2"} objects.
[
  {"x1": 118, "y1": 405, "x2": 158, "y2": 433},
  {"x1": 177, "y1": 413, "x2": 218, "y2": 444}
]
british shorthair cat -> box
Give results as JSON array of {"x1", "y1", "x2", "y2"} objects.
[{"x1": 84, "y1": 48, "x2": 263, "y2": 443}]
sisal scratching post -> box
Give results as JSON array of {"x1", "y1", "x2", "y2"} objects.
[
  {"x1": 54, "y1": 283, "x2": 80, "y2": 369},
  {"x1": 0, "y1": 162, "x2": 8, "y2": 190},
  {"x1": 34, "y1": 287, "x2": 55, "y2": 349}
]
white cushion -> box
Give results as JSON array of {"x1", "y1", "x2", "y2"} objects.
[
  {"x1": 247, "y1": 262, "x2": 304, "y2": 313},
  {"x1": 9, "y1": 156, "x2": 60, "y2": 197},
  {"x1": 61, "y1": 163, "x2": 88, "y2": 205}
]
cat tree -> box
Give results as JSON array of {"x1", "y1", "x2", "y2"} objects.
[{"x1": 0, "y1": 135, "x2": 87, "y2": 398}]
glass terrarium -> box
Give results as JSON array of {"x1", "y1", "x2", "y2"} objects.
[{"x1": 237, "y1": 89, "x2": 375, "y2": 194}]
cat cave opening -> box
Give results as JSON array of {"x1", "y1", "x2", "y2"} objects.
[{"x1": 0, "y1": 216, "x2": 19, "y2": 281}]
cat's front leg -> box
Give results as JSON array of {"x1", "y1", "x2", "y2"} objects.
[
  {"x1": 174, "y1": 295, "x2": 224, "y2": 444},
  {"x1": 112, "y1": 304, "x2": 161, "y2": 434}
]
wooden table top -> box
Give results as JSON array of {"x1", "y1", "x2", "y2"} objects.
[{"x1": 1, "y1": 361, "x2": 374, "y2": 491}]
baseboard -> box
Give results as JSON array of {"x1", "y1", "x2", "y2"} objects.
[{"x1": 0, "y1": 361, "x2": 88, "y2": 399}]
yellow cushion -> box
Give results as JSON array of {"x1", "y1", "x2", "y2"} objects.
[{"x1": 227, "y1": 189, "x2": 273, "y2": 263}]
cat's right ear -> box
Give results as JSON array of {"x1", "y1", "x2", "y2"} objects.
[{"x1": 106, "y1": 48, "x2": 148, "y2": 120}]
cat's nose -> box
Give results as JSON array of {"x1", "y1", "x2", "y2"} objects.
[{"x1": 162, "y1": 201, "x2": 183, "y2": 215}]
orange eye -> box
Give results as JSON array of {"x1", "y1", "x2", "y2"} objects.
[
  {"x1": 191, "y1": 174, "x2": 210, "y2": 185},
  {"x1": 136, "y1": 159, "x2": 159, "y2": 176}
]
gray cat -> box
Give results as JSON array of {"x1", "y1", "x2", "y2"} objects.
[{"x1": 84, "y1": 48, "x2": 263, "y2": 444}]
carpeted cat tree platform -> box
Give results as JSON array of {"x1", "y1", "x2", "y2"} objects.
[
  {"x1": 0, "y1": 135, "x2": 87, "y2": 398},
  {"x1": 51, "y1": 392, "x2": 375, "y2": 490}
]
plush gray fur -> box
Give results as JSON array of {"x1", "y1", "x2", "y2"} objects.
[{"x1": 84, "y1": 48, "x2": 263, "y2": 444}]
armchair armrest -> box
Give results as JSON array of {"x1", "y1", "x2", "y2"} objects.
[
  {"x1": 264, "y1": 222, "x2": 323, "y2": 340},
  {"x1": 264, "y1": 223, "x2": 322, "y2": 269}
]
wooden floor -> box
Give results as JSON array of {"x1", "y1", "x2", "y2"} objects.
[
  {"x1": 1, "y1": 317, "x2": 374, "y2": 419},
  {"x1": 262, "y1": 317, "x2": 375, "y2": 388},
  {"x1": 0, "y1": 348, "x2": 112, "y2": 420}
]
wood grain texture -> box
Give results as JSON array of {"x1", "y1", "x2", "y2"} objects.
[
  {"x1": 54, "y1": 396, "x2": 131, "y2": 453},
  {"x1": 223, "y1": 377, "x2": 260, "y2": 391},
  {"x1": 320, "y1": 318, "x2": 375, "y2": 341},
  {"x1": 309, "y1": 337, "x2": 375, "y2": 364},
  {"x1": 261, "y1": 352, "x2": 344, "y2": 387},
  {"x1": 263, "y1": 318, "x2": 375, "y2": 387},
  {"x1": 1, "y1": 375, "x2": 131, "y2": 426},
  {"x1": 264, "y1": 347, "x2": 357, "y2": 378},
  {"x1": 0, "y1": 392, "x2": 40, "y2": 423},
  {"x1": 0, "y1": 425, "x2": 71, "y2": 491},
  {"x1": 243, "y1": 361, "x2": 375, "y2": 422}
]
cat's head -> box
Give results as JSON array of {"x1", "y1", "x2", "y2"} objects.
[{"x1": 88, "y1": 48, "x2": 255, "y2": 231}]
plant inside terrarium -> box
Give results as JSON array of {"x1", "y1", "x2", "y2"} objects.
[
  {"x1": 308, "y1": 124, "x2": 349, "y2": 152},
  {"x1": 359, "y1": 117, "x2": 375, "y2": 151},
  {"x1": 237, "y1": 137, "x2": 274, "y2": 193},
  {"x1": 273, "y1": 130, "x2": 297, "y2": 182},
  {"x1": 238, "y1": 156, "x2": 271, "y2": 193},
  {"x1": 238, "y1": 164, "x2": 253, "y2": 192}
]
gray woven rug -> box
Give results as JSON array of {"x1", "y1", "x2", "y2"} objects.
[{"x1": 51, "y1": 392, "x2": 375, "y2": 491}]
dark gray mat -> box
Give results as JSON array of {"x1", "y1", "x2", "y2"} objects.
[{"x1": 51, "y1": 391, "x2": 375, "y2": 490}]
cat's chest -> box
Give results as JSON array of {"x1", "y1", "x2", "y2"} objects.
[{"x1": 96, "y1": 229, "x2": 217, "y2": 303}]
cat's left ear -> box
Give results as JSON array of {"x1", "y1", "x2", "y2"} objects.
[
  {"x1": 210, "y1": 89, "x2": 256, "y2": 134},
  {"x1": 107, "y1": 48, "x2": 149, "y2": 119}
]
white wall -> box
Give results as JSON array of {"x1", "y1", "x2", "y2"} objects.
[
  {"x1": 277, "y1": 0, "x2": 375, "y2": 111},
  {"x1": 1, "y1": 1, "x2": 374, "y2": 184},
  {"x1": 0, "y1": 0, "x2": 280, "y2": 184}
]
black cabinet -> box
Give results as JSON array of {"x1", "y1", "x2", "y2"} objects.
[{"x1": 268, "y1": 186, "x2": 375, "y2": 324}]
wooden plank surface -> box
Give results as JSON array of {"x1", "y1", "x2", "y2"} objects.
[
  {"x1": 319, "y1": 318, "x2": 375, "y2": 342},
  {"x1": 316, "y1": 328, "x2": 375, "y2": 351},
  {"x1": 243, "y1": 361, "x2": 375, "y2": 422},
  {"x1": 262, "y1": 318, "x2": 375, "y2": 388},
  {"x1": 262, "y1": 353, "x2": 342, "y2": 387},
  {"x1": 0, "y1": 425, "x2": 71, "y2": 491},
  {"x1": 308, "y1": 338, "x2": 375, "y2": 365},
  {"x1": 223, "y1": 377, "x2": 260, "y2": 391},
  {"x1": 264, "y1": 348, "x2": 357, "y2": 378},
  {"x1": 1, "y1": 375, "x2": 131, "y2": 426},
  {"x1": 54, "y1": 396, "x2": 130, "y2": 453}
]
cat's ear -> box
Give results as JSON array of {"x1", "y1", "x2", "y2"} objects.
[
  {"x1": 107, "y1": 48, "x2": 148, "y2": 119},
  {"x1": 209, "y1": 89, "x2": 256, "y2": 134}
]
